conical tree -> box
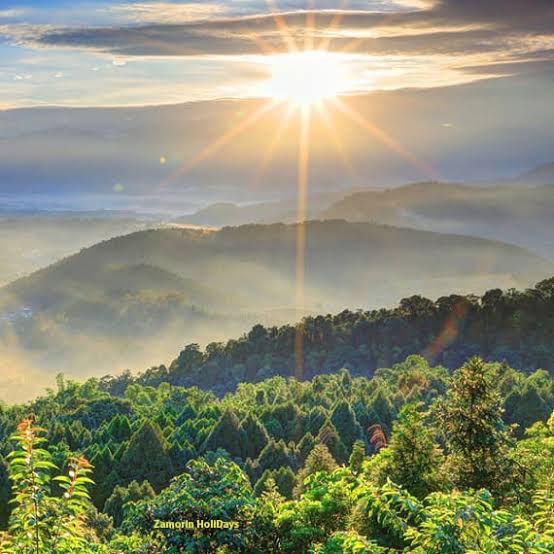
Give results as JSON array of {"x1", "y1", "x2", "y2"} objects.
[
  {"x1": 255, "y1": 439, "x2": 296, "y2": 477},
  {"x1": 386, "y1": 402, "x2": 444, "y2": 498},
  {"x1": 435, "y1": 357, "x2": 518, "y2": 495},
  {"x1": 240, "y1": 414, "x2": 270, "y2": 459},
  {"x1": 120, "y1": 420, "x2": 174, "y2": 491},
  {"x1": 295, "y1": 443, "x2": 338, "y2": 495},
  {"x1": 104, "y1": 480, "x2": 155, "y2": 527},
  {"x1": 202, "y1": 409, "x2": 246, "y2": 458},
  {"x1": 330, "y1": 400, "x2": 363, "y2": 452},
  {"x1": 297, "y1": 432, "x2": 317, "y2": 464}
]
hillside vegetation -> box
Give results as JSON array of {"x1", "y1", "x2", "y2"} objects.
[
  {"x1": 97, "y1": 277, "x2": 554, "y2": 395},
  {"x1": 0, "y1": 353, "x2": 553, "y2": 552},
  {"x1": 1, "y1": 221, "x2": 551, "y2": 385}
]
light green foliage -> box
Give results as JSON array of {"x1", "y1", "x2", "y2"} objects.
[
  {"x1": 377, "y1": 403, "x2": 444, "y2": 498},
  {"x1": 434, "y1": 357, "x2": 519, "y2": 496},
  {"x1": 0, "y1": 355, "x2": 553, "y2": 552},
  {"x1": 0, "y1": 419, "x2": 98, "y2": 554}
]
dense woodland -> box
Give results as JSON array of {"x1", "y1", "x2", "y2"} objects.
[
  {"x1": 100, "y1": 277, "x2": 554, "y2": 395},
  {"x1": 1, "y1": 348, "x2": 554, "y2": 551}
]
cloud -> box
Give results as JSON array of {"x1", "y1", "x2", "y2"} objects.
[
  {"x1": 0, "y1": 9, "x2": 28, "y2": 19},
  {"x1": 26, "y1": 1, "x2": 552, "y2": 62},
  {"x1": 108, "y1": 2, "x2": 229, "y2": 24}
]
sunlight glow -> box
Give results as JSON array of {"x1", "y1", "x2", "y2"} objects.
[{"x1": 265, "y1": 51, "x2": 347, "y2": 107}]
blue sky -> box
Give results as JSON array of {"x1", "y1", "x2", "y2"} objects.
[{"x1": 1, "y1": 0, "x2": 552, "y2": 108}]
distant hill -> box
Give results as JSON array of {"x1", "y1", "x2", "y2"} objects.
[
  {"x1": 174, "y1": 191, "x2": 349, "y2": 227},
  {"x1": 322, "y1": 182, "x2": 554, "y2": 259},
  {"x1": 513, "y1": 162, "x2": 554, "y2": 186},
  {"x1": 0, "y1": 220, "x2": 552, "y2": 387}
]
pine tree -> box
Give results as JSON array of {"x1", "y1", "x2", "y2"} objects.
[
  {"x1": 297, "y1": 432, "x2": 317, "y2": 464},
  {"x1": 120, "y1": 420, "x2": 174, "y2": 491},
  {"x1": 435, "y1": 357, "x2": 518, "y2": 495},
  {"x1": 330, "y1": 400, "x2": 363, "y2": 452},
  {"x1": 254, "y1": 467, "x2": 296, "y2": 499},
  {"x1": 90, "y1": 445, "x2": 119, "y2": 509},
  {"x1": 202, "y1": 409, "x2": 246, "y2": 458},
  {"x1": 240, "y1": 414, "x2": 270, "y2": 459},
  {"x1": 348, "y1": 440, "x2": 366, "y2": 475},
  {"x1": 104, "y1": 480, "x2": 155, "y2": 527},
  {"x1": 295, "y1": 443, "x2": 338, "y2": 495},
  {"x1": 386, "y1": 402, "x2": 443, "y2": 498},
  {"x1": 255, "y1": 439, "x2": 296, "y2": 478}
]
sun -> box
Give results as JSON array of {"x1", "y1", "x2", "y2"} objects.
[{"x1": 265, "y1": 51, "x2": 347, "y2": 107}]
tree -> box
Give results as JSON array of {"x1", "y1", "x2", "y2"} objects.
[
  {"x1": 104, "y1": 480, "x2": 155, "y2": 527},
  {"x1": 240, "y1": 414, "x2": 270, "y2": 459},
  {"x1": 254, "y1": 467, "x2": 296, "y2": 499},
  {"x1": 201, "y1": 409, "x2": 246, "y2": 458},
  {"x1": 0, "y1": 419, "x2": 96, "y2": 554},
  {"x1": 318, "y1": 423, "x2": 348, "y2": 464},
  {"x1": 330, "y1": 401, "x2": 364, "y2": 453},
  {"x1": 295, "y1": 443, "x2": 338, "y2": 496},
  {"x1": 385, "y1": 402, "x2": 444, "y2": 498},
  {"x1": 120, "y1": 420, "x2": 174, "y2": 491},
  {"x1": 348, "y1": 440, "x2": 366, "y2": 475},
  {"x1": 126, "y1": 457, "x2": 264, "y2": 552},
  {"x1": 434, "y1": 357, "x2": 518, "y2": 495},
  {"x1": 254, "y1": 439, "x2": 297, "y2": 478},
  {"x1": 505, "y1": 384, "x2": 551, "y2": 437}
]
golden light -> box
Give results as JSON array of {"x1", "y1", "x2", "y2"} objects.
[{"x1": 265, "y1": 51, "x2": 347, "y2": 107}]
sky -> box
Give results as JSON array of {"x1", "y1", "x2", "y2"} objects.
[
  {"x1": 0, "y1": 1, "x2": 553, "y2": 194},
  {"x1": 0, "y1": 0, "x2": 553, "y2": 108}
]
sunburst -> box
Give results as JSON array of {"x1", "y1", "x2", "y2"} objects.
[{"x1": 163, "y1": 3, "x2": 436, "y2": 379}]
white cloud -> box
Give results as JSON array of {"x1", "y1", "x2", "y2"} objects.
[
  {"x1": 108, "y1": 2, "x2": 228, "y2": 23},
  {"x1": 0, "y1": 9, "x2": 28, "y2": 19}
]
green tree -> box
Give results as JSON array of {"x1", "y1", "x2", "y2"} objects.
[
  {"x1": 384, "y1": 402, "x2": 444, "y2": 498},
  {"x1": 104, "y1": 480, "x2": 155, "y2": 527},
  {"x1": 126, "y1": 457, "x2": 265, "y2": 552},
  {"x1": 295, "y1": 443, "x2": 338, "y2": 496},
  {"x1": 434, "y1": 357, "x2": 518, "y2": 495},
  {"x1": 0, "y1": 419, "x2": 96, "y2": 554},
  {"x1": 202, "y1": 409, "x2": 246, "y2": 458},
  {"x1": 331, "y1": 401, "x2": 363, "y2": 453},
  {"x1": 240, "y1": 414, "x2": 270, "y2": 459},
  {"x1": 348, "y1": 440, "x2": 366, "y2": 475},
  {"x1": 120, "y1": 420, "x2": 174, "y2": 491}
]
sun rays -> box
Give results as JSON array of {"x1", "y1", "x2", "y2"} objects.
[{"x1": 162, "y1": 3, "x2": 437, "y2": 379}]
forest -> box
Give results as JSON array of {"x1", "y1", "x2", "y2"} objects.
[
  {"x1": 0, "y1": 336, "x2": 553, "y2": 550},
  {"x1": 101, "y1": 277, "x2": 554, "y2": 395}
]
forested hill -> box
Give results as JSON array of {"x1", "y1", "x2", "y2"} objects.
[{"x1": 100, "y1": 278, "x2": 554, "y2": 396}]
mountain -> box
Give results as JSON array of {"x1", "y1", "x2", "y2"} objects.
[
  {"x1": 513, "y1": 162, "x2": 554, "y2": 186},
  {"x1": 173, "y1": 191, "x2": 350, "y2": 227},
  {"x1": 0, "y1": 219, "x2": 551, "y2": 397},
  {"x1": 322, "y1": 182, "x2": 554, "y2": 259}
]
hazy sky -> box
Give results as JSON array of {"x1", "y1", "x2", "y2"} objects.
[
  {"x1": 0, "y1": 0, "x2": 553, "y2": 108},
  {"x1": 0, "y1": 1, "x2": 553, "y2": 193}
]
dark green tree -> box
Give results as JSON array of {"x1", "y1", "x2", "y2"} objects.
[
  {"x1": 386, "y1": 402, "x2": 444, "y2": 498},
  {"x1": 240, "y1": 414, "x2": 270, "y2": 459},
  {"x1": 330, "y1": 401, "x2": 364, "y2": 452},
  {"x1": 120, "y1": 420, "x2": 174, "y2": 491},
  {"x1": 202, "y1": 409, "x2": 246, "y2": 458}
]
